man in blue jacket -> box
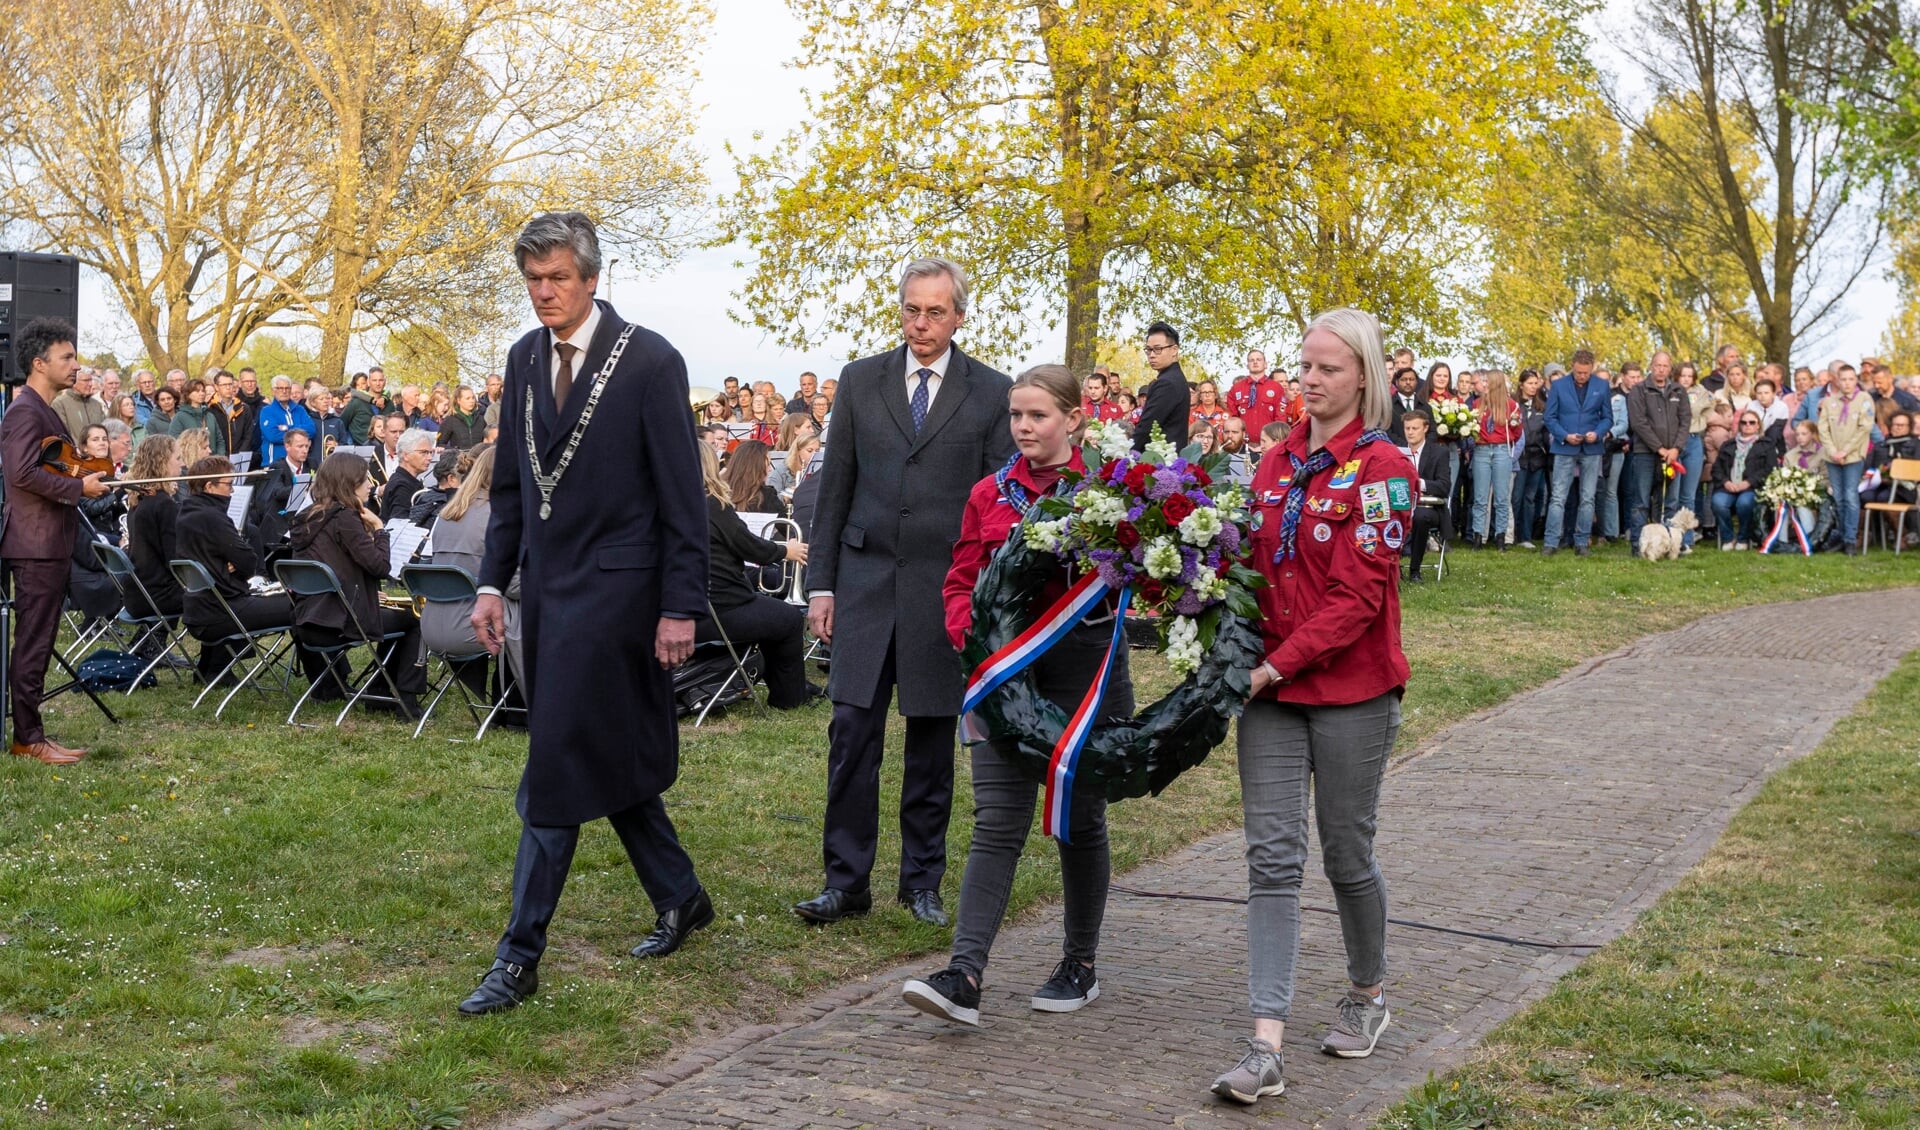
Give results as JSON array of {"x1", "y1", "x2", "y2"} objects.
[{"x1": 1542, "y1": 349, "x2": 1614, "y2": 556}]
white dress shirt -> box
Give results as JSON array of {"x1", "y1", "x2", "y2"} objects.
[
  {"x1": 550, "y1": 303, "x2": 602, "y2": 397},
  {"x1": 906, "y1": 346, "x2": 951, "y2": 407},
  {"x1": 1407, "y1": 442, "x2": 1429, "y2": 494}
]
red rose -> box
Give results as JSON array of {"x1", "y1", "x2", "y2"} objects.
[
  {"x1": 1162, "y1": 493, "x2": 1196, "y2": 523},
  {"x1": 1123, "y1": 463, "x2": 1153, "y2": 495},
  {"x1": 1141, "y1": 579, "x2": 1166, "y2": 604},
  {"x1": 1099, "y1": 459, "x2": 1123, "y2": 482},
  {"x1": 1116, "y1": 522, "x2": 1141, "y2": 550},
  {"x1": 1190, "y1": 466, "x2": 1212, "y2": 488}
]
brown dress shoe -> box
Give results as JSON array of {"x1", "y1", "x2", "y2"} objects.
[
  {"x1": 10, "y1": 741, "x2": 84, "y2": 765},
  {"x1": 43, "y1": 738, "x2": 88, "y2": 759}
]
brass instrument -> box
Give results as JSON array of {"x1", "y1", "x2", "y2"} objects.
[
  {"x1": 756, "y1": 516, "x2": 808, "y2": 606},
  {"x1": 322, "y1": 434, "x2": 339, "y2": 458}
]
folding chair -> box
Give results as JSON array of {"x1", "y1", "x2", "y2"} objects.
[
  {"x1": 94, "y1": 543, "x2": 194, "y2": 691},
  {"x1": 400, "y1": 563, "x2": 518, "y2": 740},
  {"x1": 678, "y1": 599, "x2": 764, "y2": 727},
  {"x1": 1419, "y1": 496, "x2": 1452, "y2": 582},
  {"x1": 274, "y1": 559, "x2": 415, "y2": 726},
  {"x1": 169, "y1": 559, "x2": 297, "y2": 717},
  {"x1": 1862, "y1": 457, "x2": 1920, "y2": 554}
]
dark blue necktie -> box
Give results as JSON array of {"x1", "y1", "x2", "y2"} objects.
[{"x1": 911, "y1": 368, "x2": 932, "y2": 433}]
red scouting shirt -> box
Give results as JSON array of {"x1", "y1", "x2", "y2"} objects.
[
  {"x1": 1228, "y1": 374, "x2": 1298, "y2": 436},
  {"x1": 1246, "y1": 415, "x2": 1413, "y2": 706},
  {"x1": 943, "y1": 450, "x2": 1088, "y2": 651}
]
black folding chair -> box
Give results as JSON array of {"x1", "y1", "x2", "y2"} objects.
[
  {"x1": 169, "y1": 559, "x2": 297, "y2": 716},
  {"x1": 274, "y1": 559, "x2": 415, "y2": 726},
  {"x1": 400, "y1": 563, "x2": 518, "y2": 741},
  {"x1": 677, "y1": 599, "x2": 765, "y2": 727},
  {"x1": 94, "y1": 543, "x2": 193, "y2": 691}
]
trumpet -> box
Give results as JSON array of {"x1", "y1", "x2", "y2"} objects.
[{"x1": 756, "y1": 516, "x2": 809, "y2": 606}]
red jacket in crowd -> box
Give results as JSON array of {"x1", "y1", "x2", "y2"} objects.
[
  {"x1": 1247, "y1": 415, "x2": 1413, "y2": 706},
  {"x1": 943, "y1": 449, "x2": 1087, "y2": 651},
  {"x1": 1083, "y1": 397, "x2": 1128, "y2": 424}
]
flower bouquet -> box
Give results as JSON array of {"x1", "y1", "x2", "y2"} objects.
[
  {"x1": 1429, "y1": 399, "x2": 1480, "y2": 441},
  {"x1": 1758, "y1": 465, "x2": 1828, "y2": 554},
  {"x1": 959, "y1": 422, "x2": 1265, "y2": 832}
]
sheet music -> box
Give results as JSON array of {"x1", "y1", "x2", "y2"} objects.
[
  {"x1": 226, "y1": 485, "x2": 253, "y2": 529},
  {"x1": 738, "y1": 511, "x2": 781, "y2": 539},
  {"x1": 726, "y1": 423, "x2": 758, "y2": 440},
  {"x1": 385, "y1": 520, "x2": 429, "y2": 578},
  {"x1": 284, "y1": 473, "x2": 312, "y2": 514},
  {"x1": 227, "y1": 451, "x2": 253, "y2": 477},
  {"x1": 335, "y1": 445, "x2": 376, "y2": 460}
]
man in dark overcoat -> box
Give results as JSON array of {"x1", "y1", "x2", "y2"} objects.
[
  {"x1": 796, "y1": 257, "x2": 1016, "y2": 927},
  {"x1": 457, "y1": 212, "x2": 714, "y2": 1015}
]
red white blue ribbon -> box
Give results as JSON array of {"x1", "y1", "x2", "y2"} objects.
[
  {"x1": 1759, "y1": 505, "x2": 1811, "y2": 555},
  {"x1": 960, "y1": 570, "x2": 1125, "y2": 843},
  {"x1": 1042, "y1": 588, "x2": 1129, "y2": 844}
]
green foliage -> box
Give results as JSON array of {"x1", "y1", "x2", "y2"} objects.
[
  {"x1": 232, "y1": 332, "x2": 322, "y2": 386},
  {"x1": 719, "y1": 0, "x2": 1581, "y2": 371}
]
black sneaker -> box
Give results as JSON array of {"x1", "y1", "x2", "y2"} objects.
[
  {"x1": 1031, "y1": 958, "x2": 1099, "y2": 1013},
  {"x1": 901, "y1": 966, "x2": 980, "y2": 1026}
]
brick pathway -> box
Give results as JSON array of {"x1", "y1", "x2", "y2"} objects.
[{"x1": 502, "y1": 590, "x2": 1920, "y2": 1129}]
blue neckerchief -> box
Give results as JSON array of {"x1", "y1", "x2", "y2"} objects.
[
  {"x1": 1275, "y1": 428, "x2": 1392, "y2": 561},
  {"x1": 997, "y1": 453, "x2": 1073, "y2": 516}
]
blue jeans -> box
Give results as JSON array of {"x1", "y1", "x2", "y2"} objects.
[
  {"x1": 1470, "y1": 444, "x2": 1513, "y2": 542},
  {"x1": 1626, "y1": 451, "x2": 1683, "y2": 550},
  {"x1": 1545, "y1": 453, "x2": 1602, "y2": 548},
  {"x1": 1597, "y1": 451, "x2": 1626, "y2": 538},
  {"x1": 1677, "y1": 434, "x2": 1704, "y2": 518},
  {"x1": 1827, "y1": 460, "x2": 1865, "y2": 546},
  {"x1": 1514, "y1": 464, "x2": 1549, "y2": 543},
  {"x1": 1711, "y1": 488, "x2": 1758, "y2": 546}
]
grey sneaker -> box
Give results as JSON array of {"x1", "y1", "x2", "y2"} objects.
[
  {"x1": 1321, "y1": 988, "x2": 1390, "y2": 1057},
  {"x1": 1211, "y1": 1037, "x2": 1284, "y2": 1104}
]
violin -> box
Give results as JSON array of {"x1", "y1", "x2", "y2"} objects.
[{"x1": 38, "y1": 435, "x2": 117, "y2": 480}]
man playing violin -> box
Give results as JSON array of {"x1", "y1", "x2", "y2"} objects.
[{"x1": 1, "y1": 318, "x2": 112, "y2": 765}]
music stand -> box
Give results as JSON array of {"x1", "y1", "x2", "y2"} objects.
[{"x1": 0, "y1": 384, "x2": 120, "y2": 730}]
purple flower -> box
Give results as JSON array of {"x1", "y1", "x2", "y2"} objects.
[
  {"x1": 1177, "y1": 545, "x2": 1199, "y2": 583},
  {"x1": 1127, "y1": 503, "x2": 1147, "y2": 522},
  {"x1": 1148, "y1": 468, "x2": 1184, "y2": 501},
  {"x1": 1218, "y1": 523, "x2": 1242, "y2": 555},
  {"x1": 1172, "y1": 589, "x2": 1208, "y2": 615}
]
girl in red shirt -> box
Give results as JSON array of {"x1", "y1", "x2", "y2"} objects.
[
  {"x1": 901, "y1": 364, "x2": 1133, "y2": 1028},
  {"x1": 1470, "y1": 370, "x2": 1521, "y2": 548},
  {"x1": 1212, "y1": 308, "x2": 1411, "y2": 1106}
]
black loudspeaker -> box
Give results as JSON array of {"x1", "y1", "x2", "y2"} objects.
[{"x1": 0, "y1": 253, "x2": 82, "y2": 386}]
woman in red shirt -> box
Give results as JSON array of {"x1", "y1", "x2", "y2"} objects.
[
  {"x1": 1190, "y1": 379, "x2": 1229, "y2": 433},
  {"x1": 1470, "y1": 370, "x2": 1521, "y2": 548},
  {"x1": 1211, "y1": 308, "x2": 1412, "y2": 1106},
  {"x1": 900, "y1": 364, "x2": 1133, "y2": 1028}
]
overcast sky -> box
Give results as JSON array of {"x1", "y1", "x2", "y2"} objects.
[{"x1": 70, "y1": 0, "x2": 1898, "y2": 382}]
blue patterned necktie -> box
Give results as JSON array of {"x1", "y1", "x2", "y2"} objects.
[{"x1": 910, "y1": 368, "x2": 933, "y2": 433}]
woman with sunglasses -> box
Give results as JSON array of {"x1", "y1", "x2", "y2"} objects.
[{"x1": 1708, "y1": 408, "x2": 1778, "y2": 551}]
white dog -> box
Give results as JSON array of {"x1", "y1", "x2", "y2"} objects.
[{"x1": 1638, "y1": 506, "x2": 1700, "y2": 561}]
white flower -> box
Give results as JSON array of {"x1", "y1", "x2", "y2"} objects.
[
  {"x1": 1436, "y1": 423, "x2": 1451, "y2": 436},
  {"x1": 1177, "y1": 506, "x2": 1222, "y2": 546},
  {"x1": 1026, "y1": 518, "x2": 1065, "y2": 553},
  {"x1": 1079, "y1": 490, "x2": 1129, "y2": 527},
  {"x1": 1189, "y1": 565, "x2": 1229, "y2": 600},
  {"x1": 1143, "y1": 437, "x2": 1178, "y2": 464},
  {"x1": 1143, "y1": 537, "x2": 1182, "y2": 579},
  {"x1": 1090, "y1": 421, "x2": 1135, "y2": 462},
  {"x1": 1166, "y1": 615, "x2": 1202, "y2": 676}
]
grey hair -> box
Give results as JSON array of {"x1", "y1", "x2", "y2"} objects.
[
  {"x1": 898, "y1": 257, "x2": 969, "y2": 315},
  {"x1": 397, "y1": 427, "x2": 435, "y2": 455},
  {"x1": 515, "y1": 211, "x2": 602, "y2": 278},
  {"x1": 271, "y1": 374, "x2": 294, "y2": 388},
  {"x1": 103, "y1": 419, "x2": 132, "y2": 442}
]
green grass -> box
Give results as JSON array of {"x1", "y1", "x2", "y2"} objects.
[
  {"x1": 1374, "y1": 640, "x2": 1920, "y2": 1130},
  {"x1": 0, "y1": 543, "x2": 1913, "y2": 1128}
]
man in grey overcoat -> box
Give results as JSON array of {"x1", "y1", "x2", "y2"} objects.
[{"x1": 796, "y1": 258, "x2": 1015, "y2": 926}]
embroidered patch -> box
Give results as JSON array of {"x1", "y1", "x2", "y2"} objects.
[
  {"x1": 1355, "y1": 523, "x2": 1379, "y2": 548},
  {"x1": 1382, "y1": 519, "x2": 1405, "y2": 549},
  {"x1": 1327, "y1": 459, "x2": 1362, "y2": 490},
  {"x1": 1386, "y1": 477, "x2": 1413, "y2": 510},
  {"x1": 1260, "y1": 490, "x2": 1286, "y2": 505},
  {"x1": 1313, "y1": 522, "x2": 1333, "y2": 543},
  {"x1": 1360, "y1": 481, "x2": 1390, "y2": 522}
]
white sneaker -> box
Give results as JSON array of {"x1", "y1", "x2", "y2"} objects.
[
  {"x1": 1517, "y1": 540, "x2": 1535, "y2": 549},
  {"x1": 1719, "y1": 541, "x2": 1735, "y2": 551},
  {"x1": 1731, "y1": 541, "x2": 1748, "y2": 551}
]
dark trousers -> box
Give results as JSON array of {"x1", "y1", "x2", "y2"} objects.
[
  {"x1": 294, "y1": 608, "x2": 428, "y2": 696},
  {"x1": 702, "y1": 594, "x2": 808, "y2": 709},
  {"x1": 496, "y1": 794, "x2": 700, "y2": 967},
  {"x1": 1403, "y1": 505, "x2": 1445, "y2": 576},
  {"x1": 187, "y1": 592, "x2": 295, "y2": 683},
  {"x1": 822, "y1": 641, "x2": 956, "y2": 895},
  {"x1": 6, "y1": 558, "x2": 70, "y2": 746}
]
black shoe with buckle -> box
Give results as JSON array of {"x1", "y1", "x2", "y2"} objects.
[
  {"x1": 458, "y1": 959, "x2": 537, "y2": 1015},
  {"x1": 630, "y1": 886, "x2": 715, "y2": 959},
  {"x1": 899, "y1": 888, "x2": 948, "y2": 927}
]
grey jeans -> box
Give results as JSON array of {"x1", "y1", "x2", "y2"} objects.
[
  {"x1": 951, "y1": 623, "x2": 1132, "y2": 982},
  {"x1": 1237, "y1": 693, "x2": 1400, "y2": 1020}
]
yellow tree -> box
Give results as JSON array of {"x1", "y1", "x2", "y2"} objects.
[
  {"x1": 252, "y1": 0, "x2": 709, "y2": 382},
  {"x1": 0, "y1": 0, "x2": 317, "y2": 372},
  {"x1": 719, "y1": 0, "x2": 1575, "y2": 370}
]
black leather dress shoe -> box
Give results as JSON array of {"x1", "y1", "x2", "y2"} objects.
[
  {"x1": 629, "y1": 886, "x2": 715, "y2": 959},
  {"x1": 457, "y1": 959, "x2": 537, "y2": 1015},
  {"x1": 793, "y1": 887, "x2": 872, "y2": 924},
  {"x1": 899, "y1": 888, "x2": 948, "y2": 927}
]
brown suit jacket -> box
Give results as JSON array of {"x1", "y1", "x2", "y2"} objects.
[{"x1": 1, "y1": 386, "x2": 85, "y2": 560}]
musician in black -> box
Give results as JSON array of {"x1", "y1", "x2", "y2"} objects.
[{"x1": 698, "y1": 444, "x2": 815, "y2": 709}]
